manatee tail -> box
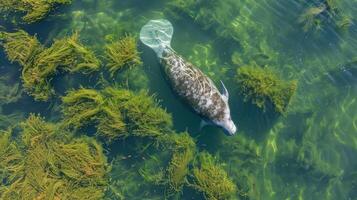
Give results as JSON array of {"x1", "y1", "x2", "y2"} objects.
[{"x1": 140, "y1": 19, "x2": 173, "y2": 58}]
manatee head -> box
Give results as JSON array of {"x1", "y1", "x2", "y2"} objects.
[{"x1": 216, "y1": 106, "x2": 237, "y2": 136}]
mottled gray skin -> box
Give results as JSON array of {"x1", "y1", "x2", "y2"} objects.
[{"x1": 160, "y1": 47, "x2": 236, "y2": 135}]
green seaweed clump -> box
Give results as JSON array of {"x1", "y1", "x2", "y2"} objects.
[
  {"x1": 159, "y1": 132, "x2": 196, "y2": 195},
  {"x1": 133, "y1": 132, "x2": 196, "y2": 198},
  {"x1": 236, "y1": 65, "x2": 298, "y2": 113},
  {"x1": 0, "y1": 129, "x2": 24, "y2": 190},
  {"x1": 0, "y1": 30, "x2": 101, "y2": 101},
  {"x1": 0, "y1": 30, "x2": 43, "y2": 66},
  {"x1": 62, "y1": 87, "x2": 172, "y2": 142},
  {"x1": 190, "y1": 152, "x2": 236, "y2": 200},
  {"x1": 0, "y1": 0, "x2": 72, "y2": 23},
  {"x1": 0, "y1": 114, "x2": 109, "y2": 200},
  {"x1": 62, "y1": 88, "x2": 126, "y2": 141},
  {"x1": 104, "y1": 35, "x2": 142, "y2": 77}
]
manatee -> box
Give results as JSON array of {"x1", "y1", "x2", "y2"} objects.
[{"x1": 140, "y1": 19, "x2": 237, "y2": 135}]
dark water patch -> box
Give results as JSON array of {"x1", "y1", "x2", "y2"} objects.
[{"x1": 233, "y1": 96, "x2": 280, "y2": 142}]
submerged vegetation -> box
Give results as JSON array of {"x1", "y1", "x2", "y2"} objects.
[
  {"x1": 0, "y1": 30, "x2": 100, "y2": 101},
  {"x1": 298, "y1": 0, "x2": 352, "y2": 32},
  {"x1": 190, "y1": 152, "x2": 236, "y2": 200},
  {"x1": 62, "y1": 87, "x2": 172, "y2": 142},
  {"x1": 0, "y1": 30, "x2": 43, "y2": 67},
  {"x1": 0, "y1": 0, "x2": 72, "y2": 23},
  {"x1": 61, "y1": 86, "x2": 236, "y2": 198},
  {"x1": 0, "y1": 115, "x2": 109, "y2": 199},
  {"x1": 236, "y1": 65, "x2": 298, "y2": 113},
  {"x1": 104, "y1": 35, "x2": 142, "y2": 77},
  {"x1": 0, "y1": 0, "x2": 356, "y2": 199},
  {"x1": 163, "y1": 132, "x2": 196, "y2": 195}
]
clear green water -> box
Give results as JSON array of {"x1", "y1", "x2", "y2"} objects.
[{"x1": 0, "y1": 0, "x2": 357, "y2": 199}]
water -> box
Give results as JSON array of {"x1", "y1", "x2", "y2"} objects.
[{"x1": 0, "y1": 0, "x2": 357, "y2": 199}]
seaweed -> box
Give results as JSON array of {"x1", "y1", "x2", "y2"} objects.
[
  {"x1": 22, "y1": 32, "x2": 101, "y2": 100},
  {"x1": 107, "y1": 88, "x2": 172, "y2": 138},
  {"x1": 62, "y1": 87, "x2": 173, "y2": 142},
  {"x1": 298, "y1": 5, "x2": 326, "y2": 32},
  {"x1": 0, "y1": 30, "x2": 43, "y2": 66},
  {"x1": 104, "y1": 35, "x2": 142, "y2": 77},
  {"x1": 109, "y1": 152, "x2": 167, "y2": 200},
  {"x1": 106, "y1": 131, "x2": 197, "y2": 199},
  {"x1": 298, "y1": 0, "x2": 352, "y2": 32},
  {"x1": 190, "y1": 152, "x2": 236, "y2": 200},
  {"x1": 62, "y1": 88, "x2": 126, "y2": 142},
  {"x1": 0, "y1": 30, "x2": 101, "y2": 101},
  {"x1": 0, "y1": 129, "x2": 24, "y2": 188},
  {"x1": 159, "y1": 132, "x2": 196, "y2": 195},
  {"x1": 236, "y1": 65, "x2": 298, "y2": 114},
  {"x1": 0, "y1": 0, "x2": 72, "y2": 23},
  {"x1": 0, "y1": 114, "x2": 109, "y2": 200}
]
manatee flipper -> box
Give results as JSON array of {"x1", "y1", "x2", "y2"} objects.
[
  {"x1": 220, "y1": 80, "x2": 229, "y2": 101},
  {"x1": 139, "y1": 19, "x2": 173, "y2": 58}
]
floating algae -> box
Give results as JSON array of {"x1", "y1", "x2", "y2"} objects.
[
  {"x1": 0, "y1": 0, "x2": 72, "y2": 23},
  {"x1": 104, "y1": 35, "x2": 142, "y2": 77},
  {"x1": 190, "y1": 152, "x2": 236, "y2": 200},
  {"x1": 0, "y1": 30, "x2": 101, "y2": 101},
  {"x1": 62, "y1": 87, "x2": 172, "y2": 142},
  {"x1": 0, "y1": 114, "x2": 109, "y2": 200},
  {"x1": 236, "y1": 65, "x2": 298, "y2": 114}
]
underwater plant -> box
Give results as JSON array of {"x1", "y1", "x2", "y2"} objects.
[
  {"x1": 0, "y1": 128, "x2": 24, "y2": 190},
  {"x1": 0, "y1": 0, "x2": 72, "y2": 23},
  {"x1": 298, "y1": 0, "x2": 352, "y2": 32},
  {"x1": 298, "y1": 5, "x2": 326, "y2": 32},
  {"x1": 0, "y1": 30, "x2": 101, "y2": 101},
  {"x1": 190, "y1": 152, "x2": 236, "y2": 200},
  {"x1": 104, "y1": 35, "x2": 142, "y2": 77},
  {"x1": 106, "y1": 88, "x2": 173, "y2": 138},
  {"x1": 62, "y1": 87, "x2": 173, "y2": 142},
  {"x1": 236, "y1": 65, "x2": 298, "y2": 114},
  {"x1": 158, "y1": 132, "x2": 196, "y2": 195},
  {"x1": 23, "y1": 32, "x2": 101, "y2": 100},
  {"x1": 0, "y1": 30, "x2": 43, "y2": 67},
  {"x1": 62, "y1": 88, "x2": 127, "y2": 142},
  {"x1": 0, "y1": 114, "x2": 109, "y2": 200}
]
